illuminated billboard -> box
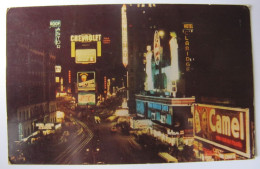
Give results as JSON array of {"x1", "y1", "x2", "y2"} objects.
[
  {"x1": 36, "y1": 123, "x2": 55, "y2": 130},
  {"x1": 55, "y1": 65, "x2": 61, "y2": 73},
  {"x1": 78, "y1": 92, "x2": 96, "y2": 105},
  {"x1": 193, "y1": 104, "x2": 251, "y2": 158},
  {"x1": 71, "y1": 34, "x2": 101, "y2": 42},
  {"x1": 71, "y1": 34, "x2": 102, "y2": 62},
  {"x1": 75, "y1": 49, "x2": 96, "y2": 64},
  {"x1": 77, "y1": 71, "x2": 95, "y2": 91}
]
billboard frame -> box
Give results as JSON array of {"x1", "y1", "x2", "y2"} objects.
[
  {"x1": 193, "y1": 103, "x2": 251, "y2": 158},
  {"x1": 77, "y1": 71, "x2": 96, "y2": 91}
]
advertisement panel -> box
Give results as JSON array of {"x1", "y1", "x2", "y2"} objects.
[
  {"x1": 130, "y1": 119, "x2": 152, "y2": 129},
  {"x1": 77, "y1": 71, "x2": 95, "y2": 91},
  {"x1": 75, "y1": 49, "x2": 96, "y2": 64},
  {"x1": 71, "y1": 34, "x2": 102, "y2": 60},
  {"x1": 193, "y1": 104, "x2": 251, "y2": 158},
  {"x1": 36, "y1": 123, "x2": 55, "y2": 130},
  {"x1": 55, "y1": 65, "x2": 61, "y2": 73},
  {"x1": 78, "y1": 92, "x2": 96, "y2": 105}
]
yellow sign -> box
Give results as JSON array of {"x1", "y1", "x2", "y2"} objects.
[
  {"x1": 71, "y1": 42, "x2": 75, "y2": 57},
  {"x1": 97, "y1": 41, "x2": 101, "y2": 57}
]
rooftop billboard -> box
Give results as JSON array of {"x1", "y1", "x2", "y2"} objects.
[{"x1": 193, "y1": 104, "x2": 251, "y2": 158}]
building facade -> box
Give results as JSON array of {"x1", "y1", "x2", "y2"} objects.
[{"x1": 7, "y1": 42, "x2": 57, "y2": 149}]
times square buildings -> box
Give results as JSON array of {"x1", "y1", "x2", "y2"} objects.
[
  {"x1": 6, "y1": 4, "x2": 255, "y2": 163},
  {"x1": 123, "y1": 4, "x2": 255, "y2": 161}
]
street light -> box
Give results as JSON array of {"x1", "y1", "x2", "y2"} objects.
[{"x1": 158, "y1": 30, "x2": 165, "y2": 38}]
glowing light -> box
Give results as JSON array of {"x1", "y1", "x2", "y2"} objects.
[
  {"x1": 122, "y1": 98, "x2": 128, "y2": 108},
  {"x1": 122, "y1": 5, "x2": 128, "y2": 67},
  {"x1": 144, "y1": 45, "x2": 154, "y2": 90},
  {"x1": 68, "y1": 70, "x2": 71, "y2": 83},
  {"x1": 154, "y1": 30, "x2": 161, "y2": 65},
  {"x1": 115, "y1": 108, "x2": 129, "y2": 116},
  {"x1": 56, "y1": 111, "x2": 65, "y2": 119},
  {"x1": 70, "y1": 34, "x2": 101, "y2": 42},
  {"x1": 158, "y1": 30, "x2": 165, "y2": 38},
  {"x1": 55, "y1": 65, "x2": 62, "y2": 73},
  {"x1": 169, "y1": 31, "x2": 179, "y2": 81}
]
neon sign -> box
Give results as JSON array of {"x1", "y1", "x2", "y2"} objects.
[
  {"x1": 70, "y1": 34, "x2": 101, "y2": 42},
  {"x1": 182, "y1": 23, "x2": 193, "y2": 72},
  {"x1": 154, "y1": 30, "x2": 161, "y2": 65},
  {"x1": 50, "y1": 20, "x2": 61, "y2": 49},
  {"x1": 121, "y1": 4, "x2": 128, "y2": 67}
]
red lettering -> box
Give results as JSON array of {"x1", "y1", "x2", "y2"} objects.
[{"x1": 216, "y1": 135, "x2": 243, "y2": 149}]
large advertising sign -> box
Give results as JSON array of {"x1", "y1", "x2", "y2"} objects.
[
  {"x1": 78, "y1": 92, "x2": 96, "y2": 105},
  {"x1": 193, "y1": 104, "x2": 251, "y2": 158},
  {"x1": 75, "y1": 49, "x2": 96, "y2": 64},
  {"x1": 77, "y1": 71, "x2": 95, "y2": 91},
  {"x1": 71, "y1": 34, "x2": 102, "y2": 62}
]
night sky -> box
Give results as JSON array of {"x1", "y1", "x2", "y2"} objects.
[{"x1": 6, "y1": 4, "x2": 254, "y2": 107}]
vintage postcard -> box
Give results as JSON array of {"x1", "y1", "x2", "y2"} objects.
[{"x1": 6, "y1": 4, "x2": 255, "y2": 164}]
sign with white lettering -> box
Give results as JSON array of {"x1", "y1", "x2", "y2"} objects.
[
  {"x1": 50, "y1": 20, "x2": 61, "y2": 28},
  {"x1": 193, "y1": 104, "x2": 251, "y2": 158},
  {"x1": 167, "y1": 129, "x2": 180, "y2": 136},
  {"x1": 50, "y1": 20, "x2": 61, "y2": 49},
  {"x1": 36, "y1": 123, "x2": 55, "y2": 130}
]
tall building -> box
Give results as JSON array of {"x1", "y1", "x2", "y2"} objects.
[
  {"x1": 123, "y1": 4, "x2": 196, "y2": 145},
  {"x1": 6, "y1": 8, "x2": 57, "y2": 154},
  {"x1": 6, "y1": 41, "x2": 57, "y2": 143},
  {"x1": 124, "y1": 4, "x2": 254, "y2": 161}
]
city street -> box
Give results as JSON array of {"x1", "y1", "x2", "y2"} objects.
[
  {"x1": 14, "y1": 95, "x2": 165, "y2": 164},
  {"x1": 6, "y1": 4, "x2": 255, "y2": 165},
  {"x1": 66, "y1": 95, "x2": 165, "y2": 164},
  {"x1": 88, "y1": 121, "x2": 164, "y2": 164}
]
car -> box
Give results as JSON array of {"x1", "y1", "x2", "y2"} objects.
[{"x1": 110, "y1": 126, "x2": 117, "y2": 133}]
